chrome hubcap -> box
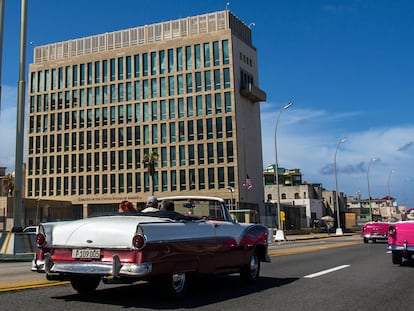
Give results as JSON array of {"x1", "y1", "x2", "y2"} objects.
[{"x1": 171, "y1": 273, "x2": 186, "y2": 293}]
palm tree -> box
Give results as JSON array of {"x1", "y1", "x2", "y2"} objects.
[
  {"x1": 142, "y1": 151, "x2": 159, "y2": 195},
  {"x1": 3, "y1": 173, "x2": 15, "y2": 197}
]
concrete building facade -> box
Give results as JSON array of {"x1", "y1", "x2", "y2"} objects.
[{"x1": 25, "y1": 10, "x2": 266, "y2": 222}]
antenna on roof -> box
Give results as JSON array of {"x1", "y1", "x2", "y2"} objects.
[
  {"x1": 248, "y1": 22, "x2": 256, "y2": 28},
  {"x1": 226, "y1": 2, "x2": 230, "y2": 10}
]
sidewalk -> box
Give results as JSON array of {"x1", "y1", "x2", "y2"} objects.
[
  {"x1": 0, "y1": 253, "x2": 34, "y2": 262},
  {"x1": 275, "y1": 232, "x2": 357, "y2": 242}
]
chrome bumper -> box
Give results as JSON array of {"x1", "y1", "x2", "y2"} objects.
[
  {"x1": 44, "y1": 253, "x2": 152, "y2": 277},
  {"x1": 388, "y1": 243, "x2": 414, "y2": 252},
  {"x1": 361, "y1": 234, "x2": 387, "y2": 239}
]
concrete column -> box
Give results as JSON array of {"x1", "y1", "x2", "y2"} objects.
[{"x1": 83, "y1": 203, "x2": 89, "y2": 219}]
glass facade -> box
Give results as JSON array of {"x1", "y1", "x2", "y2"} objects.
[{"x1": 27, "y1": 37, "x2": 235, "y2": 198}]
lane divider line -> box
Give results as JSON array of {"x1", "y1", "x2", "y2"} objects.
[
  {"x1": 0, "y1": 281, "x2": 69, "y2": 292},
  {"x1": 304, "y1": 265, "x2": 350, "y2": 278}
]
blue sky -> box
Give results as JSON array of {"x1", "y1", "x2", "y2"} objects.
[{"x1": 1, "y1": 0, "x2": 414, "y2": 206}]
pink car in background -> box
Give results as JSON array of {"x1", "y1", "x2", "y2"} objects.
[
  {"x1": 388, "y1": 220, "x2": 414, "y2": 265},
  {"x1": 361, "y1": 222, "x2": 390, "y2": 243}
]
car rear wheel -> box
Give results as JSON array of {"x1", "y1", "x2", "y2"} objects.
[
  {"x1": 392, "y1": 251, "x2": 403, "y2": 265},
  {"x1": 363, "y1": 237, "x2": 369, "y2": 244},
  {"x1": 152, "y1": 272, "x2": 190, "y2": 298},
  {"x1": 241, "y1": 253, "x2": 260, "y2": 282},
  {"x1": 70, "y1": 275, "x2": 101, "y2": 294}
]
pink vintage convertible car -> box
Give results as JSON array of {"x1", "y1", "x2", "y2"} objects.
[
  {"x1": 32, "y1": 196, "x2": 270, "y2": 296},
  {"x1": 360, "y1": 221, "x2": 390, "y2": 243},
  {"x1": 388, "y1": 220, "x2": 414, "y2": 265}
]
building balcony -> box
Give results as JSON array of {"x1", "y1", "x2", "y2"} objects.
[{"x1": 240, "y1": 83, "x2": 267, "y2": 102}]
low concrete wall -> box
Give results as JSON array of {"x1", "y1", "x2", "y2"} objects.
[{"x1": 0, "y1": 231, "x2": 36, "y2": 255}]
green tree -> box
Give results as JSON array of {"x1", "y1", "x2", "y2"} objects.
[
  {"x1": 3, "y1": 173, "x2": 15, "y2": 197},
  {"x1": 142, "y1": 151, "x2": 159, "y2": 195}
]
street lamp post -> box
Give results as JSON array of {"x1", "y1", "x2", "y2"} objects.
[
  {"x1": 367, "y1": 157, "x2": 379, "y2": 222},
  {"x1": 227, "y1": 186, "x2": 234, "y2": 210},
  {"x1": 274, "y1": 102, "x2": 292, "y2": 239},
  {"x1": 387, "y1": 169, "x2": 395, "y2": 220},
  {"x1": 403, "y1": 177, "x2": 411, "y2": 207},
  {"x1": 12, "y1": 0, "x2": 28, "y2": 232},
  {"x1": 334, "y1": 137, "x2": 347, "y2": 235}
]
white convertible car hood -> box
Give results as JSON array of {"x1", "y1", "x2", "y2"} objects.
[{"x1": 42, "y1": 216, "x2": 171, "y2": 249}]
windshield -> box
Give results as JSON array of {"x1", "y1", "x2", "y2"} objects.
[{"x1": 160, "y1": 197, "x2": 233, "y2": 221}]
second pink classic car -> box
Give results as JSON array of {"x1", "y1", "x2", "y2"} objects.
[
  {"x1": 32, "y1": 196, "x2": 270, "y2": 296},
  {"x1": 388, "y1": 220, "x2": 414, "y2": 265},
  {"x1": 360, "y1": 221, "x2": 390, "y2": 243}
]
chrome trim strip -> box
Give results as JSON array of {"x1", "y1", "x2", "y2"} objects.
[
  {"x1": 361, "y1": 234, "x2": 387, "y2": 239},
  {"x1": 387, "y1": 245, "x2": 414, "y2": 251},
  {"x1": 50, "y1": 261, "x2": 152, "y2": 277}
]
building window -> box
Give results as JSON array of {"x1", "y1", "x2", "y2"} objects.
[
  {"x1": 170, "y1": 146, "x2": 176, "y2": 167},
  {"x1": 176, "y1": 47, "x2": 183, "y2": 72},
  {"x1": 134, "y1": 54, "x2": 140, "y2": 78},
  {"x1": 171, "y1": 170, "x2": 177, "y2": 191},
  {"x1": 207, "y1": 143, "x2": 214, "y2": 164},
  {"x1": 151, "y1": 51, "x2": 157, "y2": 75},
  {"x1": 168, "y1": 49, "x2": 174, "y2": 73},
  {"x1": 159, "y1": 50, "x2": 165, "y2": 74},
  {"x1": 213, "y1": 41, "x2": 220, "y2": 66},
  {"x1": 226, "y1": 141, "x2": 234, "y2": 162},
  {"x1": 110, "y1": 174, "x2": 116, "y2": 194},
  {"x1": 198, "y1": 144, "x2": 204, "y2": 165},
  {"x1": 203, "y1": 43, "x2": 210, "y2": 67},
  {"x1": 185, "y1": 46, "x2": 192, "y2": 70},
  {"x1": 135, "y1": 172, "x2": 141, "y2": 192},
  {"x1": 198, "y1": 168, "x2": 205, "y2": 189},
  {"x1": 169, "y1": 122, "x2": 176, "y2": 143},
  {"x1": 222, "y1": 40, "x2": 229, "y2": 64},
  {"x1": 180, "y1": 169, "x2": 186, "y2": 190},
  {"x1": 195, "y1": 72, "x2": 202, "y2": 92},
  {"x1": 196, "y1": 95, "x2": 203, "y2": 116},
  {"x1": 214, "y1": 69, "x2": 221, "y2": 90},
  {"x1": 179, "y1": 145, "x2": 186, "y2": 166},
  {"x1": 208, "y1": 168, "x2": 215, "y2": 189},
  {"x1": 204, "y1": 71, "x2": 211, "y2": 91},
  {"x1": 142, "y1": 53, "x2": 148, "y2": 76}
]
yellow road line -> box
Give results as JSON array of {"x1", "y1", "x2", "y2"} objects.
[
  {"x1": 2, "y1": 232, "x2": 12, "y2": 253},
  {"x1": 0, "y1": 280, "x2": 69, "y2": 292},
  {"x1": 269, "y1": 241, "x2": 362, "y2": 257}
]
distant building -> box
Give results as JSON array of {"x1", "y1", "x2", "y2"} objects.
[
  {"x1": 264, "y1": 165, "x2": 347, "y2": 230},
  {"x1": 347, "y1": 193, "x2": 404, "y2": 223},
  {"x1": 24, "y1": 9, "x2": 266, "y2": 224},
  {"x1": 263, "y1": 164, "x2": 302, "y2": 186}
]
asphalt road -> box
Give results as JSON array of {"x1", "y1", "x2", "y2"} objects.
[{"x1": 0, "y1": 236, "x2": 413, "y2": 311}]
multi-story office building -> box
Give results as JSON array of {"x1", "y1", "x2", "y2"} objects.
[{"x1": 26, "y1": 10, "x2": 266, "y2": 220}]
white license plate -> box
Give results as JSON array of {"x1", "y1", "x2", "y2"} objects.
[{"x1": 72, "y1": 249, "x2": 101, "y2": 259}]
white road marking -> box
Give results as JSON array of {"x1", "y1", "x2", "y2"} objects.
[{"x1": 304, "y1": 265, "x2": 350, "y2": 278}]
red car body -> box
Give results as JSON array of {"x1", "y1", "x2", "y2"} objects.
[
  {"x1": 360, "y1": 222, "x2": 390, "y2": 243},
  {"x1": 388, "y1": 220, "x2": 414, "y2": 264},
  {"x1": 31, "y1": 196, "x2": 270, "y2": 296}
]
